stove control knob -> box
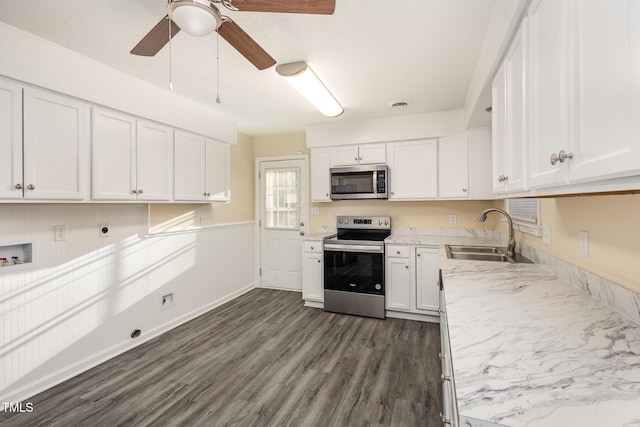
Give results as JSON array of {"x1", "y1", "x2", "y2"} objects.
[
  {"x1": 375, "y1": 284, "x2": 382, "y2": 290},
  {"x1": 378, "y1": 220, "x2": 382, "y2": 226},
  {"x1": 384, "y1": 220, "x2": 389, "y2": 226}
]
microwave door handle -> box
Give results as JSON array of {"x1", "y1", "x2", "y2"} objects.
[{"x1": 372, "y1": 170, "x2": 377, "y2": 194}]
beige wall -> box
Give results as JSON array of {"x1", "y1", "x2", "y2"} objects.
[
  {"x1": 253, "y1": 132, "x2": 309, "y2": 158},
  {"x1": 496, "y1": 193, "x2": 640, "y2": 293},
  {"x1": 149, "y1": 133, "x2": 255, "y2": 230}
]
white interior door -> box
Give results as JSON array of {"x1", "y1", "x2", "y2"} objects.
[{"x1": 259, "y1": 158, "x2": 308, "y2": 291}]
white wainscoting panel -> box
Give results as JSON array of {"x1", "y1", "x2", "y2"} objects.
[{"x1": 0, "y1": 204, "x2": 255, "y2": 403}]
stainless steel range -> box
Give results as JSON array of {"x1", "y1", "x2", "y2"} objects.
[{"x1": 323, "y1": 216, "x2": 391, "y2": 319}]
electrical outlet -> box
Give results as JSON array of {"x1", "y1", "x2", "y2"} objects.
[
  {"x1": 542, "y1": 225, "x2": 551, "y2": 246},
  {"x1": 54, "y1": 225, "x2": 67, "y2": 242},
  {"x1": 161, "y1": 292, "x2": 175, "y2": 309},
  {"x1": 579, "y1": 230, "x2": 589, "y2": 258},
  {"x1": 449, "y1": 214, "x2": 457, "y2": 224},
  {"x1": 200, "y1": 216, "x2": 207, "y2": 226},
  {"x1": 99, "y1": 223, "x2": 110, "y2": 238},
  {"x1": 311, "y1": 207, "x2": 320, "y2": 216}
]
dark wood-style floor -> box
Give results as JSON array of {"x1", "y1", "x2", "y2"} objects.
[{"x1": 1, "y1": 288, "x2": 442, "y2": 426}]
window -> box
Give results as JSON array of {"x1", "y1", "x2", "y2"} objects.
[
  {"x1": 507, "y1": 198, "x2": 542, "y2": 236},
  {"x1": 264, "y1": 167, "x2": 300, "y2": 229}
]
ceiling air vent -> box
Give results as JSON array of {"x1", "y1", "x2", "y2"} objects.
[{"x1": 389, "y1": 101, "x2": 409, "y2": 109}]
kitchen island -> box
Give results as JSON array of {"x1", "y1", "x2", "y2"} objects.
[{"x1": 440, "y1": 249, "x2": 640, "y2": 427}]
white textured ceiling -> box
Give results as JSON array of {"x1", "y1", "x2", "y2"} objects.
[{"x1": 0, "y1": 0, "x2": 495, "y2": 136}]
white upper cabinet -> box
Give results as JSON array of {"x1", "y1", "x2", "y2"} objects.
[
  {"x1": 492, "y1": 22, "x2": 527, "y2": 194},
  {"x1": 0, "y1": 79, "x2": 23, "y2": 200},
  {"x1": 23, "y1": 88, "x2": 88, "y2": 200},
  {"x1": 439, "y1": 129, "x2": 493, "y2": 199},
  {"x1": 205, "y1": 138, "x2": 230, "y2": 202},
  {"x1": 174, "y1": 131, "x2": 230, "y2": 202},
  {"x1": 524, "y1": 0, "x2": 640, "y2": 192},
  {"x1": 92, "y1": 109, "x2": 173, "y2": 201},
  {"x1": 387, "y1": 139, "x2": 438, "y2": 200},
  {"x1": 311, "y1": 148, "x2": 332, "y2": 202},
  {"x1": 331, "y1": 143, "x2": 386, "y2": 166},
  {"x1": 136, "y1": 120, "x2": 173, "y2": 201},
  {"x1": 527, "y1": 0, "x2": 569, "y2": 189},
  {"x1": 568, "y1": 0, "x2": 640, "y2": 183},
  {"x1": 438, "y1": 133, "x2": 469, "y2": 198}
]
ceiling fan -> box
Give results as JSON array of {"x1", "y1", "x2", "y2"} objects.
[{"x1": 130, "y1": 0, "x2": 336, "y2": 70}]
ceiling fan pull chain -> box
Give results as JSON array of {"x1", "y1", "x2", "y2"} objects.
[
  {"x1": 216, "y1": 28, "x2": 221, "y2": 104},
  {"x1": 168, "y1": 8, "x2": 174, "y2": 91}
]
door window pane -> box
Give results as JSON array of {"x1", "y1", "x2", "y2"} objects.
[{"x1": 264, "y1": 167, "x2": 300, "y2": 229}]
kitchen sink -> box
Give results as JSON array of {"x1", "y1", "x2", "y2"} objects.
[{"x1": 445, "y1": 245, "x2": 532, "y2": 264}]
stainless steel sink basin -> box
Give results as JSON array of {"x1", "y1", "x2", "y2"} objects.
[{"x1": 445, "y1": 245, "x2": 532, "y2": 264}]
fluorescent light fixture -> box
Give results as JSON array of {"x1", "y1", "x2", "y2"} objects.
[
  {"x1": 276, "y1": 61, "x2": 343, "y2": 117},
  {"x1": 168, "y1": 0, "x2": 221, "y2": 37}
]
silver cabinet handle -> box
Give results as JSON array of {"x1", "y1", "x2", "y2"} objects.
[
  {"x1": 325, "y1": 193, "x2": 329, "y2": 197},
  {"x1": 354, "y1": 157, "x2": 358, "y2": 161},
  {"x1": 138, "y1": 189, "x2": 143, "y2": 194},
  {"x1": 310, "y1": 246, "x2": 314, "y2": 250},
  {"x1": 558, "y1": 149, "x2": 573, "y2": 163},
  {"x1": 15, "y1": 183, "x2": 23, "y2": 190},
  {"x1": 417, "y1": 253, "x2": 421, "y2": 257},
  {"x1": 397, "y1": 250, "x2": 401, "y2": 254},
  {"x1": 359, "y1": 157, "x2": 362, "y2": 160},
  {"x1": 317, "y1": 259, "x2": 321, "y2": 263},
  {"x1": 300, "y1": 231, "x2": 305, "y2": 236},
  {"x1": 550, "y1": 152, "x2": 559, "y2": 165},
  {"x1": 441, "y1": 373, "x2": 451, "y2": 381},
  {"x1": 300, "y1": 221, "x2": 305, "y2": 227},
  {"x1": 462, "y1": 188, "x2": 468, "y2": 192},
  {"x1": 405, "y1": 264, "x2": 409, "y2": 269},
  {"x1": 438, "y1": 352, "x2": 444, "y2": 360},
  {"x1": 27, "y1": 184, "x2": 35, "y2": 190},
  {"x1": 132, "y1": 189, "x2": 137, "y2": 194},
  {"x1": 440, "y1": 412, "x2": 452, "y2": 425}
]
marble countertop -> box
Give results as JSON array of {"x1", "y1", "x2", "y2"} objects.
[{"x1": 439, "y1": 249, "x2": 640, "y2": 427}]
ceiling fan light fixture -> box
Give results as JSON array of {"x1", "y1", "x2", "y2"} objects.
[
  {"x1": 168, "y1": 0, "x2": 221, "y2": 37},
  {"x1": 276, "y1": 61, "x2": 343, "y2": 118}
]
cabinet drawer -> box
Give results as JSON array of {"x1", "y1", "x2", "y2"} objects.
[
  {"x1": 387, "y1": 245, "x2": 410, "y2": 258},
  {"x1": 303, "y1": 241, "x2": 322, "y2": 253}
]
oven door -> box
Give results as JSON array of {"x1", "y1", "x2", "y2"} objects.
[{"x1": 323, "y1": 243, "x2": 384, "y2": 295}]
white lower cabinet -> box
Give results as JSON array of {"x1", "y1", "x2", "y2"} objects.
[
  {"x1": 439, "y1": 278, "x2": 458, "y2": 426},
  {"x1": 385, "y1": 244, "x2": 440, "y2": 316},
  {"x1": 416, "y1": 247, "x2": 440, "y2": 312},
  {"x1": 302, "y1": 241, "x2": 323, "y2": 304},
  {"x1": 386, "y1": 252, "x2": 412, "y2": 311}
]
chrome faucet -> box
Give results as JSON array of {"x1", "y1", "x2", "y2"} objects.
[{"x1": 478, "y1": 208, "x2": 516, "y2": 257}]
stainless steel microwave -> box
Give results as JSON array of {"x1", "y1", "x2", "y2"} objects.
[{"x1": 330, "y1": 165, "x2": 389, "y2": 200}]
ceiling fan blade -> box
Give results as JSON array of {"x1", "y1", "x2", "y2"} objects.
[
  {"x1": 218, "y1": 20, "x2": 276, "y2": 70},
  {"x1": 228, "y1": 0, "x2": 335, "y2": 15},
  {"x1": 130, "y1": 16, "x2": 181, "y2": 56}
]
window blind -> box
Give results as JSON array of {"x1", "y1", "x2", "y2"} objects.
[{"x1": 507, "y1": 198, "x2": 539, "y2": 225}]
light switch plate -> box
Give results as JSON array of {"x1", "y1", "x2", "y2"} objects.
[
  {"x1": 579, "y1": 230, "x2": 589, "y2": 258},
  {"x1": 542, "y1": 225, "x2": 551, "y2": 245}
]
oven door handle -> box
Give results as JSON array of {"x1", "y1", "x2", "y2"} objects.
[{"x1": 324, "y1": 243, "x2": 384, "y2": 254}]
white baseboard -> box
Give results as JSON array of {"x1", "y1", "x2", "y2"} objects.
[{"x1": 386, "y1": 310, "x2": 440, "y2": 323}]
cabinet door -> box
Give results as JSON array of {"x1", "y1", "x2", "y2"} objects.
[
  {"x1": 492, "y1": 63, "x2": 508, "y2": 193},
  {"x1": 527, "y1": 0, "x2": 569, "y2": 188},
  {"x1": 137, "y1": 120, "x2": 173, "y2": 201},
  {"x1": 174, "y1": 131, "x2": 206, "y2": 201},
  {"x1": 331, "y1": 145, "x2": 359, "y2": 166},
  {"x1": 505, "y1": 22, "x2": 527, "y2": 193},
  {"x1": 388, "y1": 140, "x2": 438, "y2": 199},
  {"x1": 0, "y1": 79, "x2": 23, "y2": 199},
  {"x1": 311, "y1": 148, "x2": 332, "y2": 202},
  {"x1": 302, "y1": 253, "x2": 323, "y2": 302},
  {"x1": 23, "y1": 88, "x2": 88, "y2": 200},
  {"x1": 416, "y1": 247, "x2": 440, "y2": 312},
  {"x1": 358, "y1": 143, "x2": 386, "y2": 164},
  {"x1": 205, "y1": 139, "x2": 230, "y2": 201},
  {"x1": 438, "y1": 133, "x2": 469, "y2": 198},
  {"x1": 569, "y1": 0, "x2": 640, "y2": 182},
  {"x1": 91, "y1": 108, "x2": 136, "y2": 200},
  {"x1": 386, "y1": 257, "x2": 411, "y2": 311}
]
